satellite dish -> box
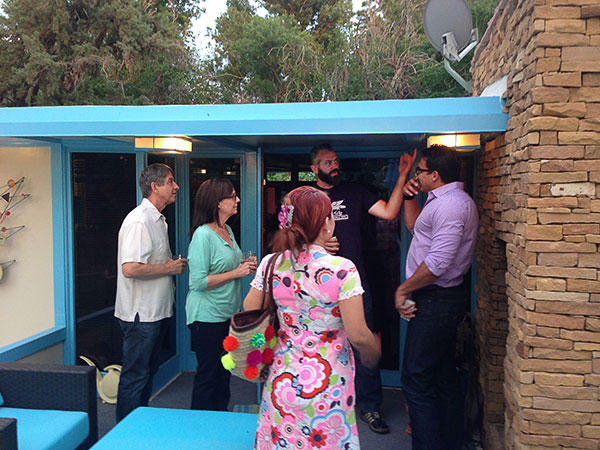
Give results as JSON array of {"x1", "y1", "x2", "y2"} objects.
[
  {"x1": 423, "y1": 0, "x2": 478, "y2": 93},
  {"x1": 424, "y1": 0, "x2": 474, "y2": 55}
]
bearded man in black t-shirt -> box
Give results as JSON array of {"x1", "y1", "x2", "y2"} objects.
[{"x1": 310, "y1": 143, "x2": 415, "y2": 434}]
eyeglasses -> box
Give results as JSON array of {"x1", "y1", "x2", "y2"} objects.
[
  {"x1": 414, "y1": 167, "x2": 433, "y2": 176},
  {"x1": 225, "y1": 192, "x2": 238, "y2": 200}
]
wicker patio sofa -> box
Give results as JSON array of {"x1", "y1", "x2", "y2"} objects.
[{"x1": 0, "y1": 362, "x2": 98, "y2": 449}]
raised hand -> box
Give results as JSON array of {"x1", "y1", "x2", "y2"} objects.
[{"x1": 398, "y1": 149, "x2": 417, "y2": 178}]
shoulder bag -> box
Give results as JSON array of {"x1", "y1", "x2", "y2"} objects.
[{"x1": 221, "y1": 253, "x2": 280, "y2": 382}]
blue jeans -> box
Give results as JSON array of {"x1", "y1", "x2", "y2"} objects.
[
  {"x1": 116, "y1": 315, "x2": 169, "y2": 422},
  {"x1": 353, "y1": 282, "x2": 383, "y2": 413},
  {"x1": 401, "y1": 284, "x2": 466, "y2": 450},
  {"x1": 189, "y1": 320, "x2": 231, "y2": 411}
]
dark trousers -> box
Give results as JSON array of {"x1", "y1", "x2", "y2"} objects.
[
  {"x1": 353, "y1": 282, "x2": 383, "y2": 413},
  {"x1": 401, "y1": 284, "x2": 466, "y2": 450},
  {"x1": 116, "y1": 315, "x2": 169, "y2": 422},
  {"x1": 189, "y1": 320, "x2": 232, "y2": 411}
]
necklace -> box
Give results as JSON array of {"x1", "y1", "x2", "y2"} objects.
[
  {"x1": 210, "y1": 223, "x2": 226, "y2": 232},
  {"x1": 210, "y1": 223, "x2": 230, "y2": 240},
  {"x1": 215, "y1": 224, "x2": 229, "y2": 236}
]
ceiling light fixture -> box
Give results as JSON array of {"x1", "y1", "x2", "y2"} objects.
[
  {"x1": 427, "y1": 133, "x2": 480, "y2": 152},
  {"x1": 135, "y1": 137, "x2": 192, "y2": 154}
]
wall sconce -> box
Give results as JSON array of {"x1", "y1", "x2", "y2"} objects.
[
  {"x1": 135, "y1": 137, "x2": 192, "y2": 154},
  {"x1": 427, "y1": 133, "x2": 480, "y2": 152}
]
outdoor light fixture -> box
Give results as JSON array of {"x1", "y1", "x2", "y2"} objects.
[
  {"x1": 134, "y1": 137, "x2": 192, "y2": 154},
  {"x1": 427, "y1": 133, "x2": 480, "y2": 151}
]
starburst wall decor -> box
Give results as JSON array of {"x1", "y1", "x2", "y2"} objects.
[
  {"x1": 1, "y1": 177, "x2": 31, "y2": 224},
  {"x1": 0, "y1": 177, "x2": 31, "y2": 281}
]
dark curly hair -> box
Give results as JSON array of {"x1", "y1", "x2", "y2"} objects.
[{"x1": 421, "y1": 145, "x2": 461, "y2": 183}]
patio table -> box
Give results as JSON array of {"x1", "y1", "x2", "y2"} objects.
[{"x1": 91, "y1": 407, "x2": 258, "y2": 449}]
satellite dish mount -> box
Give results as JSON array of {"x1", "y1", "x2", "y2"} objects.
[{"x1": 424, "y1": 0, "x2": 478, "y2": 93}]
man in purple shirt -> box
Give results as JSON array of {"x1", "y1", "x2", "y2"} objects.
[{"x1": 395, "y1": 145, "x2": 478, "y2": 450}]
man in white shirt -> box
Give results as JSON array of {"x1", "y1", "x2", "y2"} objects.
[{"x1": 115, "y1": 163, "x2": 187, "y2": 421}]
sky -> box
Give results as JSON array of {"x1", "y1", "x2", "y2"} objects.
[{"x1": 192, "y1": 0, "x2": 365, "y2": 55}]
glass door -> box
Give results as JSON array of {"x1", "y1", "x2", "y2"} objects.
[
  {"x1": 73, "y1": 152, "x2": 183, "y2": 391},
  {"x1": 145, "y1": 154, "x2": 179, "y2": 379},
  {"x1": 189, "y1": 158, "x2": 241, "y2": 242},
  {"x1": 180, "y1": 152, "x2": 260, "y2": 371},
  {"x1": 72, "y1": 153, "x2": 137, "y2": 370},
  {"x1": 262, "y1": 153, "x2": 404, "y2": 384}
]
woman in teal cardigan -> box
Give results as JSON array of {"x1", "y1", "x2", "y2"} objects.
[{"x1": 186, "y1": 178, "x2": 257, "y2": 410}]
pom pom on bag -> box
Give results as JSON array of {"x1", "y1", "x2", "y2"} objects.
[{"x1": 223, "y1": 336, "x2": 239, "y2": 352}]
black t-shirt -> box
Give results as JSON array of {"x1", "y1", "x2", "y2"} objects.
[{"x1": 315, "y1": 183, "x2": 378, "y2": 279}]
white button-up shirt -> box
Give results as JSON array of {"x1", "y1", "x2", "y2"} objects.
[{"x1": 115, "y1": 198, "x2": 174, "y2": 322}]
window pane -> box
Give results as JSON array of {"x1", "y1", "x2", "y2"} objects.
[
  {"x1": 298, "y1": 171, "x2": 316, "y2": 182},
  {"x1": 266, "y1": 171, "x2": 292, "y2": 182}
]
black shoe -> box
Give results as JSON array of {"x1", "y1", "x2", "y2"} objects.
[{"x1": 359, "y1": 410, "x2": 390, "y2": 434}]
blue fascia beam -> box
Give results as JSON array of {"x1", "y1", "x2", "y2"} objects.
[{"x1": 0, "y1": 97, "x2": 507, "y2": 138}]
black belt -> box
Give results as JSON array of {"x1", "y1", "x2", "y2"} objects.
[{"x1": 413, "y1": 282, "x2": 465, "y2": 297}]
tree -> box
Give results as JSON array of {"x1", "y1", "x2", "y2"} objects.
[
  {"x1": 0, "y1": 0, "x2": 202, "y2": 106},
  {"x1": 204, "y1": 0, "x2": 499, "y2": 103},
  {"x1": 200, "y1": 0, "x2": 354, "y2": 103},
  {"x1": 339, "y1": 0, "x2": 434, "y2": 100},
  {"x1": 202, "y1": 0, "x2": 255, "y2": 103},
  {"x1": 343, "y1": 0, "x2": 500, "y2": 100},
  {"x1": 260, "y1": 0, "x2": 352, "y2": 47}
]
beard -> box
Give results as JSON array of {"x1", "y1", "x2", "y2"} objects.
[{"x1": 318, "y1": 168, "x2": 342, "y2": 186}]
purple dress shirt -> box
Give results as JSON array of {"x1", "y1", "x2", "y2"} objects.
[{"x1": 406, "y1": 182, "x2": 478, "y2": 288}]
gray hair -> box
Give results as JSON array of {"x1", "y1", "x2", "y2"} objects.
[
  {"x1": 139, "y1": 163, "x2": 174, "y2": 198},
  {"x1": 310, "y1": 143, "x2": 334, "y2": 165}
]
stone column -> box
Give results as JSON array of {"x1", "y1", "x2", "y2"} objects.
[{"x1": 472, "y1": 0, "x2": 600, "y2": 448}]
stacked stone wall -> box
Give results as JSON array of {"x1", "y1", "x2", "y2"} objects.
[
  {"x1": 475, "y1": 135, "x2": 511, "y2": 449},
  {"x1": 472, "y1": 0, "x2": 600, "y2": 448}
]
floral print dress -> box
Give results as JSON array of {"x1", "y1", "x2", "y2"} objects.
[{"x1": 250, "y1": 244, "x2": 364, "y2": 450}]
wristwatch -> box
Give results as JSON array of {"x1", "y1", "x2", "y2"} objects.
[{"x1": 403, "y1": 193, "x2": 415, "y2": 200}]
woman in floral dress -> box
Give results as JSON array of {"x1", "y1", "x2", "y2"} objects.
[{"x1": 244, "y1": 186, "x2": 381, "y2": 450}]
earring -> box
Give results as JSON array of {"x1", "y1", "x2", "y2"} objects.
[{"x1": 326, "y1": 229, "x2": 331, "y2": 233}]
